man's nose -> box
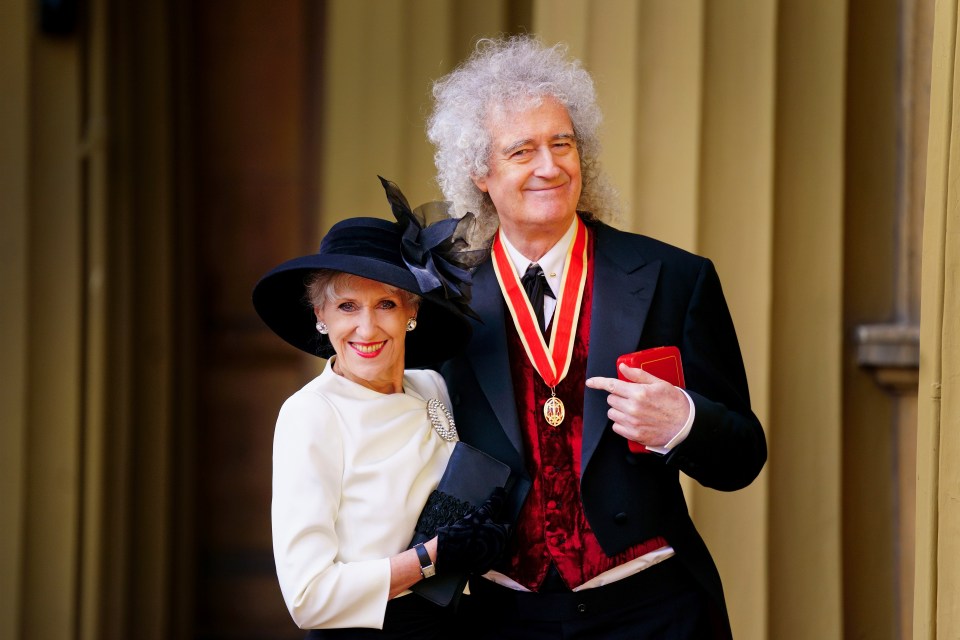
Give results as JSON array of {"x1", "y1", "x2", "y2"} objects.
[{"x1": 533, "y1": 146, "x2": 561, "y2": 177}]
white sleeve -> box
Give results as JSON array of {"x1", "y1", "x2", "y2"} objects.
[
  {"x1": 645, "y1": 389, "x2": 696, "y2": 454},
  {"x1": 271, "y1": 392, "x2": 391, "y2": 630}
]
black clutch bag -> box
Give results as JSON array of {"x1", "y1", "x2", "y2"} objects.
[{"x1": 408, "y1": 441, "x2": 514, "y2": 608}]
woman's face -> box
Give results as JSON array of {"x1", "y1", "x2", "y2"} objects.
[{"x1": 315, "y1": 275, "x2": 418, "y2": 394}]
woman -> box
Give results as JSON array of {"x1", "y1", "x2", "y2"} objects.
[{"x1": 252, "y1": 178, "x2": 507, "y2": 638}]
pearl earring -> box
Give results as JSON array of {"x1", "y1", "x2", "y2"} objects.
[
  {"x1": 406, "y1": 317, "x2": 417, "y2": 332},
  {"x1": 316, "y1": 321, "x2": 328, "y2": 335}
]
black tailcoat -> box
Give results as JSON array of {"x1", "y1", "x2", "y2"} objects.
[{"x1": 441, "y1": 221, "x2": 767, "y2": 625}]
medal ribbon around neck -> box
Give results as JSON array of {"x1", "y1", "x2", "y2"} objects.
[{"x1": 491, "y1": 218, "x2": 589, "y2": 425}]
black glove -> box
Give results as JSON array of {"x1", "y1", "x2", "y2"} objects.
[{"x1": 436, "y1": 487, "x2": 510, "y2": 575}]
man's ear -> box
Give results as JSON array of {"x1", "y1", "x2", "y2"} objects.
[{"x1": 471, "y1": 174, "x2": 488, "y2": 193}]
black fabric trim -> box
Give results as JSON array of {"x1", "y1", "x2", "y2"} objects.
[{"x1": 413, "y1": 490, "x2": 473, "y2": 538}]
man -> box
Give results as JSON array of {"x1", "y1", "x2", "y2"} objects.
[{"x1": 429, "y1": 36, "x2": 766, "y2": 638}]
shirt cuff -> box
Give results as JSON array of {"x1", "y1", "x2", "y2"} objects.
[{"x1": 646, "y1": 389, "x2": 695, "y2": 454}]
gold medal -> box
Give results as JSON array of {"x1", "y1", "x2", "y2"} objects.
[{"x1": 544, "y1": 393, "x2": 565, "y2": 427}]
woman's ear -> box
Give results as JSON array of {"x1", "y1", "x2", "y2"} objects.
[{"x1": 313, "y1": 307, "x2": 323, "y2": 322}]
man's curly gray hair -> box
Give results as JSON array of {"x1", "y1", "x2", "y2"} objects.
[{"x1": 427, "y1": 35, "x2": 619, "y2": 239}]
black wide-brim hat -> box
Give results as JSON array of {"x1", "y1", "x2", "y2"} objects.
[{"x1": 252, "y1": 178, "x2": 485, "y2": 368}]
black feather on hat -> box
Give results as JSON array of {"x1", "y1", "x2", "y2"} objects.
[{"x1": 252, "y1": 177, "x2": 487, "y2": 368}]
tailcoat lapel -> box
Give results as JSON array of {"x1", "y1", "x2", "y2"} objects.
[
  {"x1": 581, "y1": 225, "x2": 662, "y2": 474},
  {"x1": 466, "y1": 260, "x2": 525, "y2": 457}
]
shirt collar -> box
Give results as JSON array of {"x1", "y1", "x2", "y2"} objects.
[{"x1": 499, "y1": 217, "x2": 578, "y2": 293}]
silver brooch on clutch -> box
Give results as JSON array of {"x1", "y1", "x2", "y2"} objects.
[{"x1": 427, "y1": 398, "x2": 458, "y2": 441}]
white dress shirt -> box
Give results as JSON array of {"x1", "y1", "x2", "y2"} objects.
[{"x1": 272, "y1": 358, "x2": 456, "y2": 629}]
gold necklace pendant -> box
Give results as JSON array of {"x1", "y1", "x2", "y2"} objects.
[{"x1": 544, "y1": 394, "x2": 565, "y2": 427}]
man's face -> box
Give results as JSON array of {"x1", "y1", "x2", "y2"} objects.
[{"x1": 473, "y1": 96, "x2": 582, "y2": 237}]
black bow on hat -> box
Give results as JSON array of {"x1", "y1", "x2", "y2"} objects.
[{"x1": 380, "y1": 176, "x2": 487, "y2": 321}]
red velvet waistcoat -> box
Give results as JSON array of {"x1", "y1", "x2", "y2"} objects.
[{"x1": 502, "y1": 236, "x2": 666, "y2": 590}]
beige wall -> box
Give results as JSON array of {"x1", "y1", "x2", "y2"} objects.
[{"x1": 319, "y1": 0, "x2": 529, "y2": 229}]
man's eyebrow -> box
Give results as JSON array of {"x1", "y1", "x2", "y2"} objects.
[
  {"x1": 501, "y1": 138, "x2": 534, "y2": 155},
  {"x1": 501, "y1": 133, "x2": 576, "y2": 156}
]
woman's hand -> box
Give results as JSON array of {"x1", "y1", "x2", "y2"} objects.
[
  {"x1": 388, "y1": 536, "x2": 438, "y2": 598},
  {"x1": 436, "y1": 487, "x2": 510, "y2": 575}
]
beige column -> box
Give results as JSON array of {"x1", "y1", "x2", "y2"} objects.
[
  {"x1": 695, "y1": 3, "x2": 775, "y2": 639},
  {"x1": 0, "y1": 0, "x2": 31, "y2": 637},
  {"x1": 18, "y1": 14, "x2": 85, "y2": 640},
  {"x1": 915, "y1": 0, "x2": 960, "y2": 636},
  {"x1": 79, "y1": 0, "x2": 110, "y2": 635},
  {"x1": 107, "y1": 1, "x2": 179, "y2": 635},
  {"x1": 769, "y1": 1, "x2": 847, "y2": 638}
]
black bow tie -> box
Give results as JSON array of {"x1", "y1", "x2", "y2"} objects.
[{"x1": 521, "y1": 263, "x2": 556, "y2": 335}]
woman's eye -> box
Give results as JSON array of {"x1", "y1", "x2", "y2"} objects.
[
  {"x1": 379, "y1": 300, "x2": 397, "y2": 310},
  {"x1": 338, "y1": 302, "x2": 357, "y2": 312}
]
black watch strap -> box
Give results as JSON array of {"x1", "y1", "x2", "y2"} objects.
[{"x1": 414, "y1": 543, "x2": 436, "y2": 579}]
